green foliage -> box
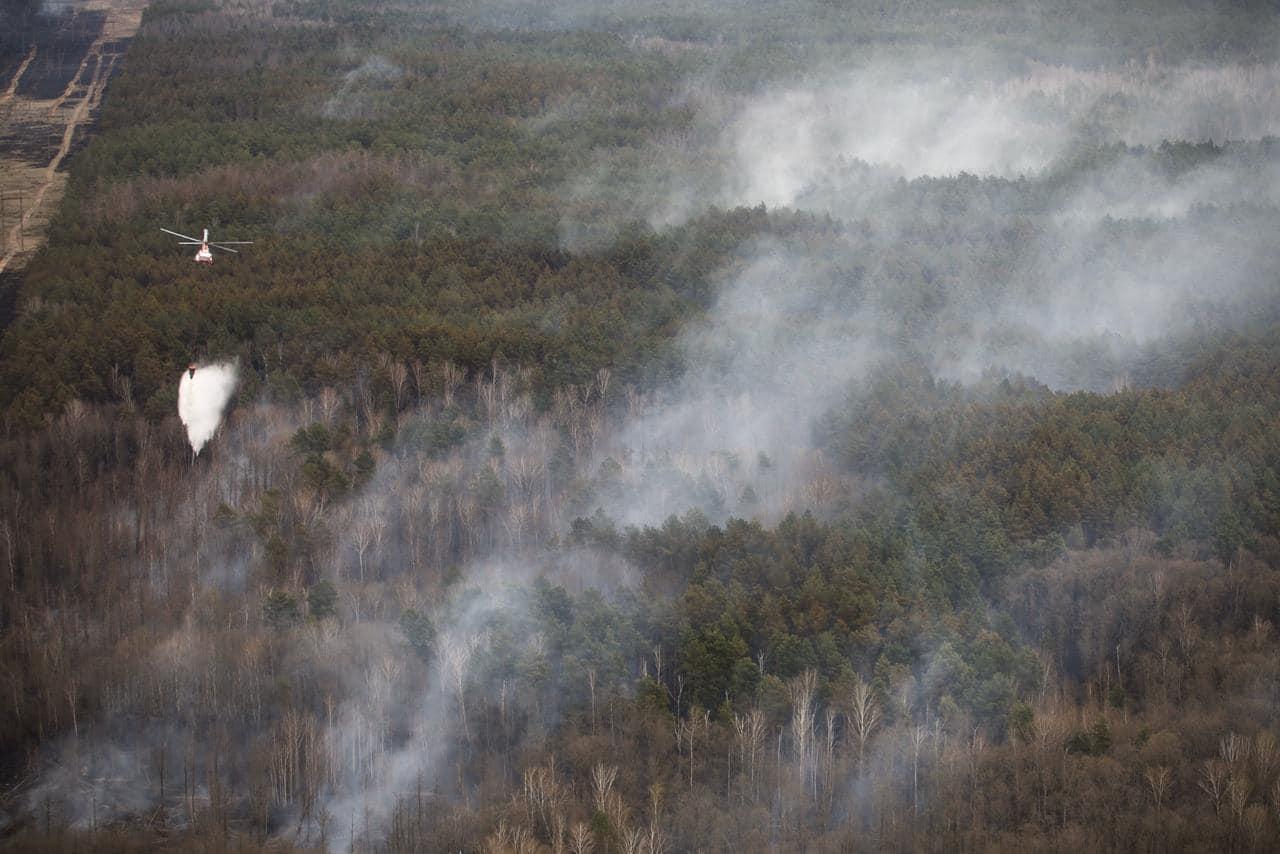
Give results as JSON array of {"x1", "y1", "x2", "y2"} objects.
[
  {"x1": 307, "y1": 580, "x2": 339, "y2": 620},
  {"x1": 29, "y1": 0, "x2": 1265, "y2": 428},
  {"x1": 636, "y1": 677, "x2": 670, "y2": 717},
  {"x1": 680, "y1": 625, "x2": 748, "y2": 710},
  {"x1": 831, "y1": 337, "x2": 1280, "y2": 579},
  {"x1": 589, "y1": 810, "x2": 617, "y2": 851},
  {"x1": 264, "y1": 534, "x2": 289, "y2": 577},
  {"x1": 291, "y1": 423, "x2": 332, "y2": 454},
  {"x1": 399, "y1": 609, "x2": 436, "y2": 660},
  {"x1": 3, "y1": 1, "x2": 1280, "y2": 849},
  {"x1": 400, "y1": 417, "x2": 467, "y2": 458},
  {"x1": 354, "y1": 449, "x2": 377, "y2": 482},
  {"x1": 471, "y1": 467, "x2": 505, "y2": 512},
  {"x1": 263, "y1": 589, "x2": 301, "y2": 628},
  {"x1": 1009, "y1": 702, "x2": 1035, "y2": 744},
  {"x1": 533, "y1": 579, "x2": 574, "y2": 629},
  {"x1": 302, "y1": 454, "x2": 350, "y2": 498},
  {"x1": 213, "y1": 502, "x2": 239, "y2": 528},
  {"x1": 1066, "y1": 718, "x2": 1114, "y2": 756},
  {"x1": 569, "y1": 510, "x2": 621, "y2": 550}
]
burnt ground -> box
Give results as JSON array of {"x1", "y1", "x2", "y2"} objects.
[
  {"x1": 1, "y1": 0, "x2": 143, "y2": 274},
  {"x1": 14, "y1": 10, "x2": 107, "y2": 100},
  {"x1": 0, "y1": 269, "x2": 17, "y2": 333},
  {"x1": 0, "y1": 120, "x2": 62, "y2": 165},
  {"x1": 0, "y1": 45, "x2": 127, "y2": 166},
  {"x1": 0, "y1": 0, "x2": 50, "y2": 62}
]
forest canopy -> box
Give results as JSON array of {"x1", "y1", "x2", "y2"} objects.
[{"x1": 1, "y1": 0, "x2": 1279, "y2": 851}]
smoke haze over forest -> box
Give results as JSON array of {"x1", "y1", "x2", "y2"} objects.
[{"x1": 2, "y1": 0, "x2": 1280, "y2": 851}]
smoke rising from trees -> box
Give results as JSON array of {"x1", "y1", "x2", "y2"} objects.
[
  {"x1": 725, "y1": 60, "x2": 1280, "y2": 203},
  {"x1": 552, "y1": 48, "x2": 1280, "y2": 531},
  {"x1": 5, "y1": 0, "x2": 1280, "y2": 850}
]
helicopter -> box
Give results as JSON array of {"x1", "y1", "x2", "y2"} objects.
[{"x1": 161, "y1": 227, "x2": 252, "y2": 265}]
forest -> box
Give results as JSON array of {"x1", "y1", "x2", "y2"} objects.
[{"x1": 1, "y1": 0, "x2": 1280, "y2": 851}]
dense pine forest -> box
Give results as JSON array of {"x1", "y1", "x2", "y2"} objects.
[{"x1": 2, "y1": 0, "x2": 1280, "y2": 850}]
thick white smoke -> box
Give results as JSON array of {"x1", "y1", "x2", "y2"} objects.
[
  {"x1": 176, "y1": 362, "x2": 237, "y2": 455},
  {"x1": 726, "y1": 60, "x2": 1280, "y2": 209}
]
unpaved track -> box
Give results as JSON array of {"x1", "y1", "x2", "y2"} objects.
[
  {"x1": 0, "y1": 43, "x2": 118, "y2": 272},
  {"x1": 0, "y1": 48, "x2": 38, "y2": 107},
  {"x1": 0, "y1": 0, "x2": 144, "y2": 274},
  {"x1": 0, "y1": 34, "x2": 116, "y2": 272}
]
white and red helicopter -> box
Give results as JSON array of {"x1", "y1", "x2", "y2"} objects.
[{"x1": 161, "y1": 227, "x2": 252, "y2": 265}]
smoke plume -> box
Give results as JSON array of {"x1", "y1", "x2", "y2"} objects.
[{"x1": 176, "y1": 361, "x2": 237, "y2": 455}]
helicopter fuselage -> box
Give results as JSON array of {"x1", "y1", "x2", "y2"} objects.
[{"x1": 162, "y1": 227, "x2": 249, "y2": 265}]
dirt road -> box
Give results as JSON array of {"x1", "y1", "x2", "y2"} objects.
[
  {"x1": 0, "y1": 47, "x2": 38, "y2": 107},
  {"x1": 0, "y1": 0, "x2": 145, "y2": 274}
]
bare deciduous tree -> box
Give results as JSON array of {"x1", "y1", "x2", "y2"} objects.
[
  {"x1": 788, "y1": 670, "x2": 818, "y2": 795},
  {"x1": 849, "y1": 677, "x2": 881, "y2": 764},
  {"x1": 350, "y1": 507, "x2": 386, "y2": 583},
  {"x1": 441, "y1": 634, "x2": 478, "y2": 743},
  {"x1": 675, "y1": 709, "x2": 709, "y2": 790},
  {"x1": 568, "y1": 822, "x2": 594, "y2": 854},
  {"x1": 521, "y1": 758, "x2": 564, "y2": 843},
  {"x1": 912, "y1": 725, "x2": 929, "y2": 815},
  {"x1": 592, "y1": 762, "x2": 629, "y2": 841},
  {"x1": 646, "y1": 782, "x2": 668, "y2": 854},
  {"x1": 1145, "y1": 765, "x2": 1171, "y2": 811},
  {"x1": 1228, "y1": 777, "x2": 1251, "y2": 828},
  {"x1": 1200, "y1": 759, "x2": 1228, "y2": 816},
  {"x1": 1252, "y1": 731, "x2": 1277, "y2": 782},
  {"x1": 733, "y1": 708, "x2": 766, "y2": 802},
  {"x1": 592, "y1": 762, "x2": 618, "y2": 813},
  {"x1": 1221, "y1": 732, "x2": 1246, "y2": 772},
  {"x1": 388, "y1": 361, "x2": 409, "y2": 413},
  {"x1": 440, "y1": 361, "x2": 464, "y2": 409}
]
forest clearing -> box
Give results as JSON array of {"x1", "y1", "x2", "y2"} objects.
[{"x1": 0, "y1": 0, "x2": 143, "y2": 273}]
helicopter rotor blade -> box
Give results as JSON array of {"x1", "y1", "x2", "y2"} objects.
[
  {"x1": 210, "y1": 244, "x2": 240, "y2": 254},
  {"x1": 161, "y1": 227, "x2": 202, "y2": 243}
]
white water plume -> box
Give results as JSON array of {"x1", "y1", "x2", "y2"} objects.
[{"x1": 177, "y1": 361, "x2": 237, "y2": 455}]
